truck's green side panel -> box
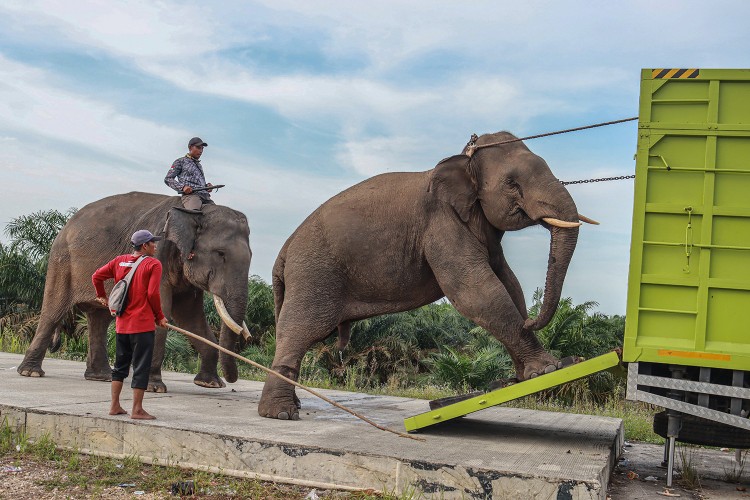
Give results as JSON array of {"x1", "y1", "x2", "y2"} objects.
[{"x1": 623, "y1": 69, "x2": 750, "y2": 370}]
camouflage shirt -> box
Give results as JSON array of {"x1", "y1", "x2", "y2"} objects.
[{"x1": 164, "y1": 155, "x2": 210, "y2": 200}]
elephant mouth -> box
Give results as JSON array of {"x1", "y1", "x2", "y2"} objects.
[{"x1": 213, "y1": 294, "x2": 251, "y2": 340}]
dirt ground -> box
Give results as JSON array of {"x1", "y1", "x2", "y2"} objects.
[
  {"x1": 2, "y1": 441, "x2": 750, "y2": 499},
  {"x1": 608, "y1": 442, "x2": 750, "y2": 499}
]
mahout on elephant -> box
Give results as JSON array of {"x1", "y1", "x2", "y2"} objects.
[
  {"x1": 17, "y1": 192, "x2": 252, "y2": 392},
  {"x1": 259, "y1": 131, "x2": 596, "y2": 420}
]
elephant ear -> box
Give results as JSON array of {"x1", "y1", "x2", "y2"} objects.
[
  {"x1": 164, "y1": 208, "x2": 201, "y2": 258},
  {"x1": 428, "y1": 154, "x2": 478, "y2": 222}
]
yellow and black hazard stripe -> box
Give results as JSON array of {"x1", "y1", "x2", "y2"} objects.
[{"x1": 652, "y1": 68, "x2": 699, "y2": 79}]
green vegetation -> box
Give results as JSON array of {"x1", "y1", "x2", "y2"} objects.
[{"x1": 0, "y1": 208, "x2": 660, "y2": 446}]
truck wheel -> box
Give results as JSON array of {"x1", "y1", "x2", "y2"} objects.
[{"x1": 653, "y1": 411, "x2": 750, "y2": 448}]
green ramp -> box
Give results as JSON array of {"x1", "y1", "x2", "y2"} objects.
[{"x1": 404, "y1": 350, "x2": 622, "y2": 432}]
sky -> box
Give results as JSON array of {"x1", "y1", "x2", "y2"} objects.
[{"x1": 0, "y1": 1, "x2": 747, "y2": 315}]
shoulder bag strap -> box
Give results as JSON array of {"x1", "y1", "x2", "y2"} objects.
[{"x1": 122, "y1": 255, "x2": 148, "y2": 286}]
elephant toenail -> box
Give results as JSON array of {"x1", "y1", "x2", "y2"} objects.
[
  {"x1": 544, "y1": 364, "x2": 556, "y2": 374},
  {"x1": 530, "y1": 372, "x2": 539, "y2": 379},
  {"x1": 278, "y1": 411, "x2": 290, "y2": 420},
  {"x1": 291, "y1": 412, "x2": 300, "y2": 421}
]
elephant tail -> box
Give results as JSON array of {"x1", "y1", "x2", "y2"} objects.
[{"x1": 272, "y1": 250, "x2": 286, "y2": 324}]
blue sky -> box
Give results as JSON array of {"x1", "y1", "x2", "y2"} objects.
[{"x1": 0, "y1": 1, "x2": 747, "y2": 314}]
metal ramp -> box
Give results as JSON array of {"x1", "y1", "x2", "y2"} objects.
[{"x1": 404, "y1": 350, "x2": 623, "y2": 432}]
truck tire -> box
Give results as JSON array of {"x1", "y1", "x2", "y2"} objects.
[{"x1": 653, "y1": 411, "x2": 750, "y2": 448}]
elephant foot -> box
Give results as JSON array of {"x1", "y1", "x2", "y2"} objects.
[
  {"x1": 84, "y1": 368, "x2": 112, "y2": 382},
  {"x1": 147, "y1": 380, "x2": 168, "y2": 393},
  {"x1": 258, "y1": 399, "x2": 300, "y2": 420},
  {"x1": 193, "y1": 372, "x2": 226, "y2": 389},
  {"x1": 17, "y1": 362, "x2": 45, "y2": 378},
  {"x1": 259, "y1": 367, "x2": 301, "y2": 420},
  {"x1": 258, "y1": 391, "x2": 300, "y2": 421}
]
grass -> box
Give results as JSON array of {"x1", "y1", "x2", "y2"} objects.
[
  {"x1": 723, "y1": 449, "x2": 749, "y2": 483},
  {"x1": 678, "y1": 444, "x2": 703, "y2": 490}
]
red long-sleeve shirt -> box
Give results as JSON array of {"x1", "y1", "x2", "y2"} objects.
[{"x1": 92, "y1": 254, "x2": 166, "y2": 334}]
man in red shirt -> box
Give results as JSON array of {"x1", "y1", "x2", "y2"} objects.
[{"x1": 92, "y1": 230, "x2": 168, "y2": 420}]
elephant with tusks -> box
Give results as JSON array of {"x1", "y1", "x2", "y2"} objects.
[
  {"x1": 259, "y1": 132, "x2": 596, "y2": 420},
  {"x1": 18, "y1": 192, "x2": 252, "y2": 393}
]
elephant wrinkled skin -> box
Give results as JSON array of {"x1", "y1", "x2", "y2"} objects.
[
  {"x1": 259, "y1": 132, "x2": 589, "y2": 420},
  {"x1": 17, "y1": 192, "x2": 251, "y2": 392}
]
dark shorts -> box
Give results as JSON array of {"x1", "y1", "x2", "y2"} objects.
[{"x1": 112, "y1": 331, "x2": 155, "y2": 390}]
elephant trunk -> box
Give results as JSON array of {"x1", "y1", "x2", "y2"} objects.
[
  {"x1": 213, "y1": 292, "x2": 248, "y2": 383},
  {"x1": 524, "y1": 224, "x2": 579, "y2": 331}
]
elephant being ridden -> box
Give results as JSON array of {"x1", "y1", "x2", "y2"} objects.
[
  {"x1": 18, "y1": 192, "x2": 252, "y2": 392},
  {"x1": 259, "y1": 131, "x2": 595, "y2": 420}
]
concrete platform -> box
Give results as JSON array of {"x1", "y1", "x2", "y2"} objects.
[{"x1": 0, "y1": 352, "x2": 623, "y2": 499}]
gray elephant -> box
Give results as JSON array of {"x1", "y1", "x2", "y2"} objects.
[
  {"x1": 259, "y1": 131, "x2": 595, "y2": 420},
  {"x1": 17, "y1": 192, "x2": 252, "y2": 392}
]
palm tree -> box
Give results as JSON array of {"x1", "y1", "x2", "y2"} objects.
[{"x1": 0, "y1": 208, "x2": 76, "y2": 314}]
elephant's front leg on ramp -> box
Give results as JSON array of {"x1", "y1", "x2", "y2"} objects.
[{"x1": 427, "y1": 244, "x2": 560, "y2": 381}]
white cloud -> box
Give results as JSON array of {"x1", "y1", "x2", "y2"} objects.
[
  {"x1": 3, "y1": 0, "x2": 219, "y2": 59},
  {"x1": 0, "y1": 54, "x2": 188, "y2": 167}
]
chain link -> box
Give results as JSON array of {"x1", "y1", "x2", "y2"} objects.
[{"x1": 561, "y1": 174, "x2": 635, "y2": 185}]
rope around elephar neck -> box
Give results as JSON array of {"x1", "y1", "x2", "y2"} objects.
[{"x1": 166, "y1": 323, "x2": 425, "y2": 441}]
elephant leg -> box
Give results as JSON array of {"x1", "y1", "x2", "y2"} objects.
[
  {"x1": 17, "y1": 286, "x2": 71, "y2": 377},
  {"x1": 147, "y1": 328, "x2": 169, "y2": 393},
  {"x1": 170, "y1": 291, "x2": 225, "y2": 389},
  {"x1": 84, "y1": 309, "x2": 113, "y2": 381},
  {"x1": 147, "y1": 287, "x2": 172, "y2": 392},
  {"x1": 427, "y1": 243, "x2": 559, "y2": 381},
  {"x1": 258, "y1": 308, "x2": 336, "y2": 420},
  {"x1": 493, "y1": 250, "x2": 528, "y2": 320}
]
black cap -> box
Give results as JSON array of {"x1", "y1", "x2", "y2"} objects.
[{"x1": 188, "y1": 137, "x2": 208, "y2": 148}]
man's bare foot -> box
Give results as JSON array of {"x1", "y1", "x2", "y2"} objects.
[
  {"x1": 109, "y1": 406, "x2": 128, "y2": 416},
  {"x1": 131, "y1": 409, "x2": 156, "y2": 420}
]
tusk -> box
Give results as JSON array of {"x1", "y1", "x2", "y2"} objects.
[
  {"x1": 212, "y1": 294, "x2": 243, "y2": 335},
  {"x1": 241, "y1": 321, "x2": 251, "y2": 341},
  {"x1": 578, "y1": 213, "x2": 600, "y2": 225},
  {"x1": 542, "y1": 217, "x2": 582, "y2": 228}
]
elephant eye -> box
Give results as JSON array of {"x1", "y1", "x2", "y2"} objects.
[
  {"x1": 506, "y1": 179, "x2": 523, "y2": 196},
  {"x1": 216, "y1": 250, "x2": 226, "y2": 258}
]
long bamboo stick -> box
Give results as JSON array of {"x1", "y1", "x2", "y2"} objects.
[{"x1": 166, "y1": 323, "x2": 425, "y2": 442}]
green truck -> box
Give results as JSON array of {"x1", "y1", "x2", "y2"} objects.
[
  {"x1": 405, "y1": 69, "x2": 750, "y2": 485},
  {"x1": 624, "y1": 68, "x2": 750, "y2": 478}
]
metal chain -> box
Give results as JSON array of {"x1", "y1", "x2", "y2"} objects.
[{"x1": 561, "y1": 174, "x2": 635, "y2": 185}]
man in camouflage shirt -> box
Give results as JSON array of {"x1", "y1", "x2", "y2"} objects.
[{"x1": 164, "y1": 137, "x2": 216, "y2": 211}]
